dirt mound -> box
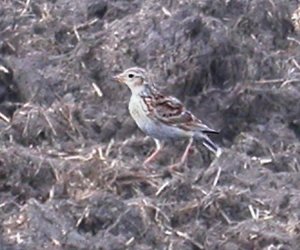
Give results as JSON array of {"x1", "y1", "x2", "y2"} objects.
[{"x1": 1, "y1": 0, "x2": 300, "y2": 249}]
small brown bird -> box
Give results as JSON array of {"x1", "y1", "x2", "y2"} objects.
[{"x1": 114, "y1": 67, "x2": 221, "y2": 167}]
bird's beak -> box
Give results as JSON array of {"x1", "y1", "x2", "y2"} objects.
[{"x1": 113, "y1": 74, "x2": 124, "y2": 84}]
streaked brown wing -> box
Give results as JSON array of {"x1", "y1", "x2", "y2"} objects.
[
  {"x1": 154, "y1": 96, "x2": 189, "y2": 122},
  {"x1": 142, "y1": 93, "x2": 215, "y2": 133}
]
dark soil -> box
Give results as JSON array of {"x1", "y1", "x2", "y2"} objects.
[{"x1": 1, "y1": 0, "x2": 300, "y2": 249}]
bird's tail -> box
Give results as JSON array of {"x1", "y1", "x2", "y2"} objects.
[{"x1": 196, "y1": 133, "x2": 222, "y2": 157}]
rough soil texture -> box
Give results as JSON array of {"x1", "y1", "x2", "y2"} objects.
[{"x1": 1, "y1": 0, "x2": 300, "y2": 249}]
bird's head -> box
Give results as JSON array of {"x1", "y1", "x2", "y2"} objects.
[{"x1": 114, "y1": 67, "x2": 149, "y2": 93}]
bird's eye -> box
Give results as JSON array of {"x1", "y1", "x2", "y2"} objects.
[{"x1": 128, "y1": 74, "x2": 134, "y2": 78}]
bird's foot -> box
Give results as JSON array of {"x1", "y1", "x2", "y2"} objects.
[
  {"x1": 143, "y1": 139, "x2": 162, "y2": 167},
  {"x1": 167, "y1": 162, "x2": 185, "y2": 173},
  {"x1": 143, "y1": 154, "x2": 157, "y2": 166}
]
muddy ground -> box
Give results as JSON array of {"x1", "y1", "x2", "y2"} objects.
[{"x1": 0, "y1": 0, "x2": 300, "y2": 249}]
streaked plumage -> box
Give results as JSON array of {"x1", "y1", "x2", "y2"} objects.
[{"x1": 114, "y1": 67, "x2": 221, "y2": 168}]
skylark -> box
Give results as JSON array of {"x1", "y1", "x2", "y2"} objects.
[{"x1": 114, "y1": 67, "x2": 221, "y2": 168}]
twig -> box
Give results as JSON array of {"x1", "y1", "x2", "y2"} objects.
[
  {"x1": 76, "y1": 18, "x2": 98, "y2": 31},
  {"x1": 92, "y1": 82, "x2": 103, "y2": 97},
  {"x1": 0, "y1": 65, "x2": 9, "y2": 74},
  {"x1": 287, "y1": 36, "x2": 300, "y2": 46},
  {"x1": 105, "y1": 139, "x2": 114, "y2": 157},
  {"x1": 280, "y1": 78, "x2": 300, "y2": 88},
  {"x1": 63, "y1": 152, "x2": 95, "y2": 161},
  {"x1": 125, "y1": 237, "x2": 135, "y2": 246},
  {"x1": 97, "y1": 147, "x2": 106, "y2": 161},
  {"x1": 254, "y1": 78, "x2": 284, "y2": 84},
  {"x1": 219, "y1": 208, "x2": 232, "y2": 224},
  {"x1": 156, "y1": 180, "x2": 170, "y2": 196},
  {"x1": 248, "y1": 204, "x2": 259, "y2": 220},
  {"x1": 175, "y1": 231, "x2": 204, "y2": 250},
  {"x1": 76, "y1": 206, "x2": 90, "y2": 227},
  {"x1": 141, "y1": 199, "x2": 171, "y2": 224},
  {"x1": 73, "y1": 26, "x2": 81, "y2": 42},
  {"x1": 259, "y1": 157, "x2": 272, "y2": 165},
  {"x1": 0, "y1": 112, "x2": 10, "y2": 123},
  {"x1": 254, "y1": 77, "x2": 300, "y2": 87},
  {"x1": 213, "y1": 167, "x2": 222, "y2": 187},
  {"x1": 20, "y1": 0, "x2": 31, "y2": 15},
  {"x1": 162, "y1": 6, "x2": 172, "y2": 17},
  {"x1": 42, "y1": 111, "x2": 57, "y2": 136},
  {"x1": 291, "y1": 58, "x2": 300, "y2": 71}
]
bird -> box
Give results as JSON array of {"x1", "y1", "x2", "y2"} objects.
[{"x1": 114, "y1": 67, "x2": 221, "y2": 168}]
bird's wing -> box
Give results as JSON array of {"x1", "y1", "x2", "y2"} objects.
[{"x1": 141, "y1": 90, "x2": 217, "y2": 134}]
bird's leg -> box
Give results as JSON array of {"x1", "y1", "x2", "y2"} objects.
[
  {"x1": 143, "y1": 139, "x2": 162, "y2": 165},
  {"x1": 180, "y1": 137, "x2": 194, "y2": 163},
  {"x1": 169, "y1": 137, "x2": 194, "y2": 171}
]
